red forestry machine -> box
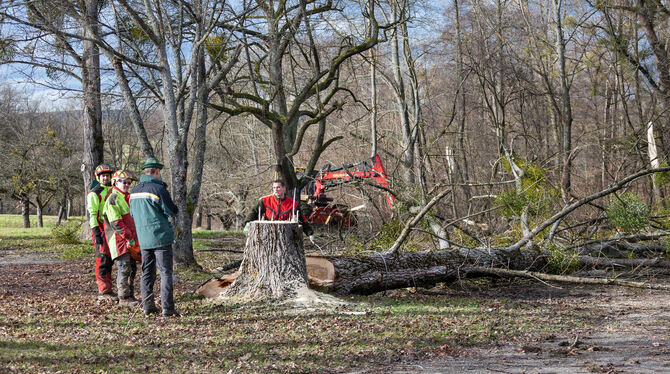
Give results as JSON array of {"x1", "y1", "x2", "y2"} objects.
[{"x1": 296, "y1": 155, "x2": 394, "y2": 226}]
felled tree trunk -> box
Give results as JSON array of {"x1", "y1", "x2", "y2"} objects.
[
  {"x1": 308, "y1": 247, "x2": 544, "y2": 295},
  {"x1": 222, "y1": 221, "x2": 309, "y2": 300}
]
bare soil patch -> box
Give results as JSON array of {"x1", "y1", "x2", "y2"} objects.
[
  {"x1": 386, "y1": 283, "x2": 670, "y2": 374},
  {"x1": 0, "y1": 248, "x2": 63, "y2": 266}
]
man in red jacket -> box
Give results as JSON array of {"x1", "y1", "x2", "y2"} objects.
[{"x1": 244, "y1": 179, "x2": 314, "y2": 238}]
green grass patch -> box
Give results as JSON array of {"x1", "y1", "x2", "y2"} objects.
[
  {"x1": 192, "y1": 229, "x2": 244, "y2": 238},
  {"x1": 0, "y1": 214, "x2": 63, "y2": 229},
  {"x1": 0, "y1": 215, "x2": 86, "y2": 249},
  {"x1": 50, "y1": 219, "x2": 84, "y2": 245},
  {"x1": 59, "y1": 243, "x2": 91, "y2": 261}
]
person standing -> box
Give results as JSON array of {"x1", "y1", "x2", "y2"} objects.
[
  {"x1": 87, "y1": 163, "x2": 116, "y2": 301},
  {"x1": 103, "y1": 169, "x2": 140, "y2": 307},
  {"x1": 129, "y1": 157, "x2": 180, "y2": 317},
  {"x1": 244, "y1": 179, "x2": 314, "y2": 238}
]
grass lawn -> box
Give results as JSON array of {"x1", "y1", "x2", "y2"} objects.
[{"x1": 0, "y1": 214, "x2": 600, "y2": 373}]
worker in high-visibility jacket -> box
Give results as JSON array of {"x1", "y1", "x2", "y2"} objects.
[
  {"x1": 103, "y1": 169, "x2": 140, "y2": 307},
  {"x1": 244, "y1": 179, "x2": 314, "y2": 238},
  {"x1": 86, "y1": 163, "x2": 115, "y2": 301}
]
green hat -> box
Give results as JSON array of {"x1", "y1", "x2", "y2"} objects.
[{"x1": 141, "y1": 157, "x2": 164, "y2": 170}]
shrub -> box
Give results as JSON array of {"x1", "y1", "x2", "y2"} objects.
[
  {"x1": 60, "y1": 244, "x2": 90, "y2": 260},
  {"x1": 495, "y1": 158, "x2": 559, "y2": 219},
  {"x1": 605, "y1": 192, "x2": 650, "y2": 233},
  {"x1": 662, "y1": 240, "x2": 670, "y2": 259},
  {"x1": 653, "y1": 162, "x2": 670, "y2": 187},
  {"x1": 545, "y1": 244, "x2": 581, "y2": 274},
  {"x1": 367, "y1": 220, "x2": 404, "y2": 252},
  {"x1": 51, "y1": 220, "x2": 83, "y2": 244}
]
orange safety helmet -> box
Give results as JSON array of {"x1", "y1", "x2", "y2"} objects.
[
  {"x1": 94, "y1": 163, "x2": 114, "y2": 182},
  {"x1": 112, "y1": 169, "x2": 136, "y2": 183}
]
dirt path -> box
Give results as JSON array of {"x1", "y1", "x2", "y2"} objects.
[
  {"x1": 0, "y1": 248, "x2": 63, "y2": 265},
  {"x1": 388, "y1": 285, "x2": 670, "y2": 374}
]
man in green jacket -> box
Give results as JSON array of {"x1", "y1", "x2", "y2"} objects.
[{"x1": 130, "y1": 157, "x2": 180, "y2": 317}]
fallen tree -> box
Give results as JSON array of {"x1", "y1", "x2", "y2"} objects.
[
  {"x1": 197, "y1": 167, "x2": 670, "y2": 298},
  {"x1": 197, "y1": 242, "x2": 670, "y2": 297},
  {"x1": 198, "y1": 246, "x2": 546, "y2": 297}
]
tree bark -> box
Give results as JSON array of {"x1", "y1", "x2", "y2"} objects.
[
  {"x1": 222, "y1": 221, "x2": 309, "y2": 299},
  {"x1": 36, "y1": 204, "x2": 43, "y2": 228},
  {"x1": 79, "y1": 0, "x2": 104, "y2": 239},
  {"x1": 21, "y1": 196, "x2": 30, "y2": 228},
  {"x1": 578, "y1": 255, "x2": 670, "y2": 269},
  {"x1": 196, "y1": 205, "x2": 203, "y2": 228},
  {"x1": 554, "y1": 0, "x2": 573, "y2": 200}
]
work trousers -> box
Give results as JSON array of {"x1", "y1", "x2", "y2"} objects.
[
  {"x1": 95, "y1": 247, "x2": 113, "y2": 293},
  {"x1": 91, "y1": 231, "x2": 113, "y2": 294},
  {"x1": 115, "y1": 253, "x2": 138, "y2": 299},
  {"x1": 140, "y1": 245, "x2": 175, "y2": 312}
]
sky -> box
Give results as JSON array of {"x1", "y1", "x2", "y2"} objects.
[{"x1": 0, "y1": 0, "x2": 450, "y2": 111}]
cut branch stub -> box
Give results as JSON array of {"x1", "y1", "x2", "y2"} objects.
[{"x1": 222, "y1": 221, "x2": 308, "y2": 300}]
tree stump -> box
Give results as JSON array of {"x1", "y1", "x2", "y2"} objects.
[{"x1": 222, "y1": 221, "x2": 309, "y2": 300}]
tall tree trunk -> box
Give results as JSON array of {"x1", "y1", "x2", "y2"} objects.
[
  {"x1": 455, "y1": 0, "x2": 469, "y2": 191},
  {"x1": 148, "y1": 9, "x2": 197, "y2": 267},
  {"x1": 368, "y1": 0, "x2": 378, "y2": 158},
  {"x1": 370, "y1": 45, "x2": 378, "y2": 158},
  {"x1": 554, "y1": 0, "x2": 573, "y2": 200},
  {"x1": 80, "y1": 0, "x2": 103, "y2": 237},
  {"x1": 636, "y1": 0, "x2": 670, "y2": 160},
  {"x1": 36, "y1": 202, "x2": 43, "y2": 228},
  {"x1": 21, "y1": 196, "x2": 30, "y2": 229},
  {"x1": 56, "y1": 191, "x2": 67, "y2": 226},
  {"x1": 494, "y1": 0, "x2": 506, "y2": 160},
  {"x1": 389, "y1": 0, "x2": 415, "y2": 184}
]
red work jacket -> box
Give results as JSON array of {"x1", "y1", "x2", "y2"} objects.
[{"x1": 261, "y1": 195, "x2": 299, "y2": 221}]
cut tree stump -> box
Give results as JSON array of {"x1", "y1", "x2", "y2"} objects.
[
  {"x1": 215, "y1": 221, "x2": 344, "y2": 308},
  {"x1": 222, "y1": 221, "x2": 309, "y2": 299}
]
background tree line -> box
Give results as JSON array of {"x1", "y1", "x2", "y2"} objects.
[{"x1": 1, "y1": 0, "x2": 669, "y2": 266}]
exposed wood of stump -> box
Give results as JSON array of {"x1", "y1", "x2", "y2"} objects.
[
  {"x1": 221, "y1": 221, "x2": 309, "y2": 300},
  {"x1": 198, "y1": 246, "x2": 547, "y2": 297}
]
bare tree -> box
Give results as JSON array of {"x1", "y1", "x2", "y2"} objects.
[
  {"x1": 0, "y1": 0, "x2": 106, "y2": 215},
  {"x1": 209, "y1": 0, "x2": 383, "y2": 190}
]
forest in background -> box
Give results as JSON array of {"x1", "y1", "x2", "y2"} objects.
[{"x1": 1, "y1": 0, "x2": 669, "y2": 264}]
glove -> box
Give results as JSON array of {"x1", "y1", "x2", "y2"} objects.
[
  {"x1": 127, "y1": 239, "x2": 136, "y2": 248},
  {"x1": 92, "y1": 227, "x2": 103, "y2": 245},
  {"x1": 243, "y1": 223, "x2": 250, "y2": 236}
]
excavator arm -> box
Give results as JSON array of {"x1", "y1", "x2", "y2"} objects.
[
  {"x1": 297, "y1": 155, "x2": 394, "y2": 226},
  {"x1": 312, "y1": 155, "x2": 394, "y2": 209}
]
